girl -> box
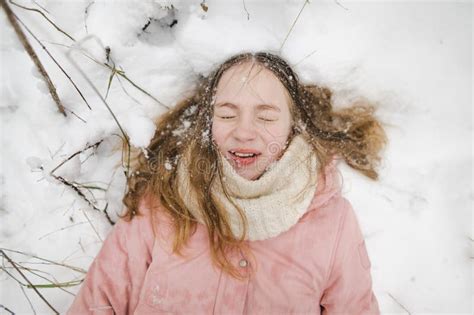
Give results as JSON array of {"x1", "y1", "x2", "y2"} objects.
[{"x1": 68, "y1": 51, "x2": 387, "y2": 314}]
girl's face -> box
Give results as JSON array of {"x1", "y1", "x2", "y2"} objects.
[{"x1": 211, "y1": 61, "x2": 293, "y2": 180}]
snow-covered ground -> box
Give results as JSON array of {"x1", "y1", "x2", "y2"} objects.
[{"x1": 1, "y1": 0, "x2": 472, "y2": 313}]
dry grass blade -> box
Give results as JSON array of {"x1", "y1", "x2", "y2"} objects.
[
  {"x1": 105, "y1": 66, "x2": 117, "y2": 100},
  {"x1": 293, "y1": 49, "x2": 318, "y2": 67},
  {"x1": 334, "y1": 0, "x2": 349, "y2": 11},
  {"x1": 38, "y1": 221, "x2": 89, "y2": 240},
  {"x1": 82, "y1": 209, "x2": 103, "y2": 242},
  {"x1": 0, "y1": 250, "x2": 59, "y2": 314},
  {"x1": 388, "y1": 292, "x2": 411, "y2": 315},
  {"x1": 48, "y1": 40, "x2": 169, "y2": 109},
  {"x1": 279, "y1": 0, "x2": 310, "y2": 52},
  {"x1": 8, "y1": 0, "x2": 75, "y2": 41},
  {"x1": 27, "y1": 280, "x2": 83, "y2": 289},
  {"x1": 0, "y1": 248, "x2": 87, "y2": 274},
  {"x1": 50, "y1": 140, "x2": 102, "y2": 174},
  {"x1": 2, "y1": 263, "x2": 79, "y2": 294},
  {"x1": 118, "y1": 69, "x2": 169, "y2": 108},
  {"x1": 19, "y1": 284, "x2": 37, "y2": 314},
  {"x1": 65, "y1": 36, "x2": 134, "y2": 180}
]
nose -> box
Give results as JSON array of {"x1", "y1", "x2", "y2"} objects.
[{"x1": 233, "y1": 117, "x2": 257, "y2": 142}]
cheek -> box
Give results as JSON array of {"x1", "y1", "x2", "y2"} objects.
[
  {"x1": 211, "y1": 122, "x2": 227, "y2": 149},
  {"x1": 265, "y1": 138, "x2": 286, "y2": 159},
  {"x1": 262, "y1": 123, "x2": 292, "y2": 157},
  {"x1": 264, "y1": 120, "x2": 292, "y2": 141}
]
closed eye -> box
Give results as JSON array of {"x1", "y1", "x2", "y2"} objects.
[
  {"x1": 219, "y1": 116, "x2": 236, "y2": 120},
  {"x1": 258, "y1": 117, "x2": 277, "y2": 122}
]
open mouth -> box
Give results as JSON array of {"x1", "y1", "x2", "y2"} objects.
[
  {"x1": 229, "y1": 151, "x2": 259, "y2": 158},
  {"x1": 228, "y1": 150, "x2": 261, "y2": 166}
]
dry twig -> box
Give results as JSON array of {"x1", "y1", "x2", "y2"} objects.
[
  {"x1": 48, "y1": 139, "x2": 115, "y2": 225},
  {"x1": 51, "y1": 175, "x2": 114, "y2": 225},
  {"x1": 0, "y1": 305, "x2": 15, "y2": 315},
  {"x1": 242, "y1": 0, "x2": 250, "y2": 20},
  {"x1": 1, "y1": 0, "x2": 66, "y2": 116},
  {"x1": 9, "y1": 9, "x2": 91, "y2": 111}
]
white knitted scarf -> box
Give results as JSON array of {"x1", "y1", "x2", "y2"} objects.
[{"x1": 176, "y1": 135, "x2": 318, "y2": 241}]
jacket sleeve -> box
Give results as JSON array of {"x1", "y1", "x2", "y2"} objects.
[
  {"x1": 67, "y1": 202, "x2": 156, "y2": 315},
  {"x1": 320, "y1": 198, "x2": 380, "y2": 314}
]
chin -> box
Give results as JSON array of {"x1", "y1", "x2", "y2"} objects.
[{"x1": 242, "y1": 170, "x2": 264, "y2": 181}]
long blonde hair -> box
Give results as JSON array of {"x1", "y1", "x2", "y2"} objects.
[{"x1": 120, "y1": 51, "x2": 388, "y2": 280}]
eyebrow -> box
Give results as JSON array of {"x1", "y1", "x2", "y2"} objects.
[{"x1": 215, "y1": 102, "x2": 281, "y2": 112}]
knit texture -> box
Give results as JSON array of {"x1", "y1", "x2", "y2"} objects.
[{"x1": 176, "y1": 135, "x2": 318, "y2": 241}]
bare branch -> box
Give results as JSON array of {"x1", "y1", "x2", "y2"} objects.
[
  {"x1": 48, "y1": 141, "x2": 116, "y2": 222},
  {"x1": 5, "y1": 0, "x2": 167, "y2": 116},
  {"x1": 51, "y1": 175, "x2": 114, "y2": 225},
  {"x1": 1, "y1": 0, "x2": 66, "y2": 116},
  {"x1": 11, "y1": 12, "x2": 92, "y2": 111}
]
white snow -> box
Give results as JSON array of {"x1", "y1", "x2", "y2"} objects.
[{"x1": 0, "y1": 0, "x2": 472, "y2": 313}]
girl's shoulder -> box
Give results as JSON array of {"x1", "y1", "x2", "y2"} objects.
[
  {"x1": 299, "y1": 156, "x2": 362, "y2": 241},
  {"x1": 113, "y1": 192, "x2": 171, "y2": 251},
  {"x1": 302, "y1": 155, "x2": 344, "y2": 218}
]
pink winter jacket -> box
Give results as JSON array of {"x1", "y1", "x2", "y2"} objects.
[{"x1": 67, "y1": 162, "x2": 380, "y2": 314}]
